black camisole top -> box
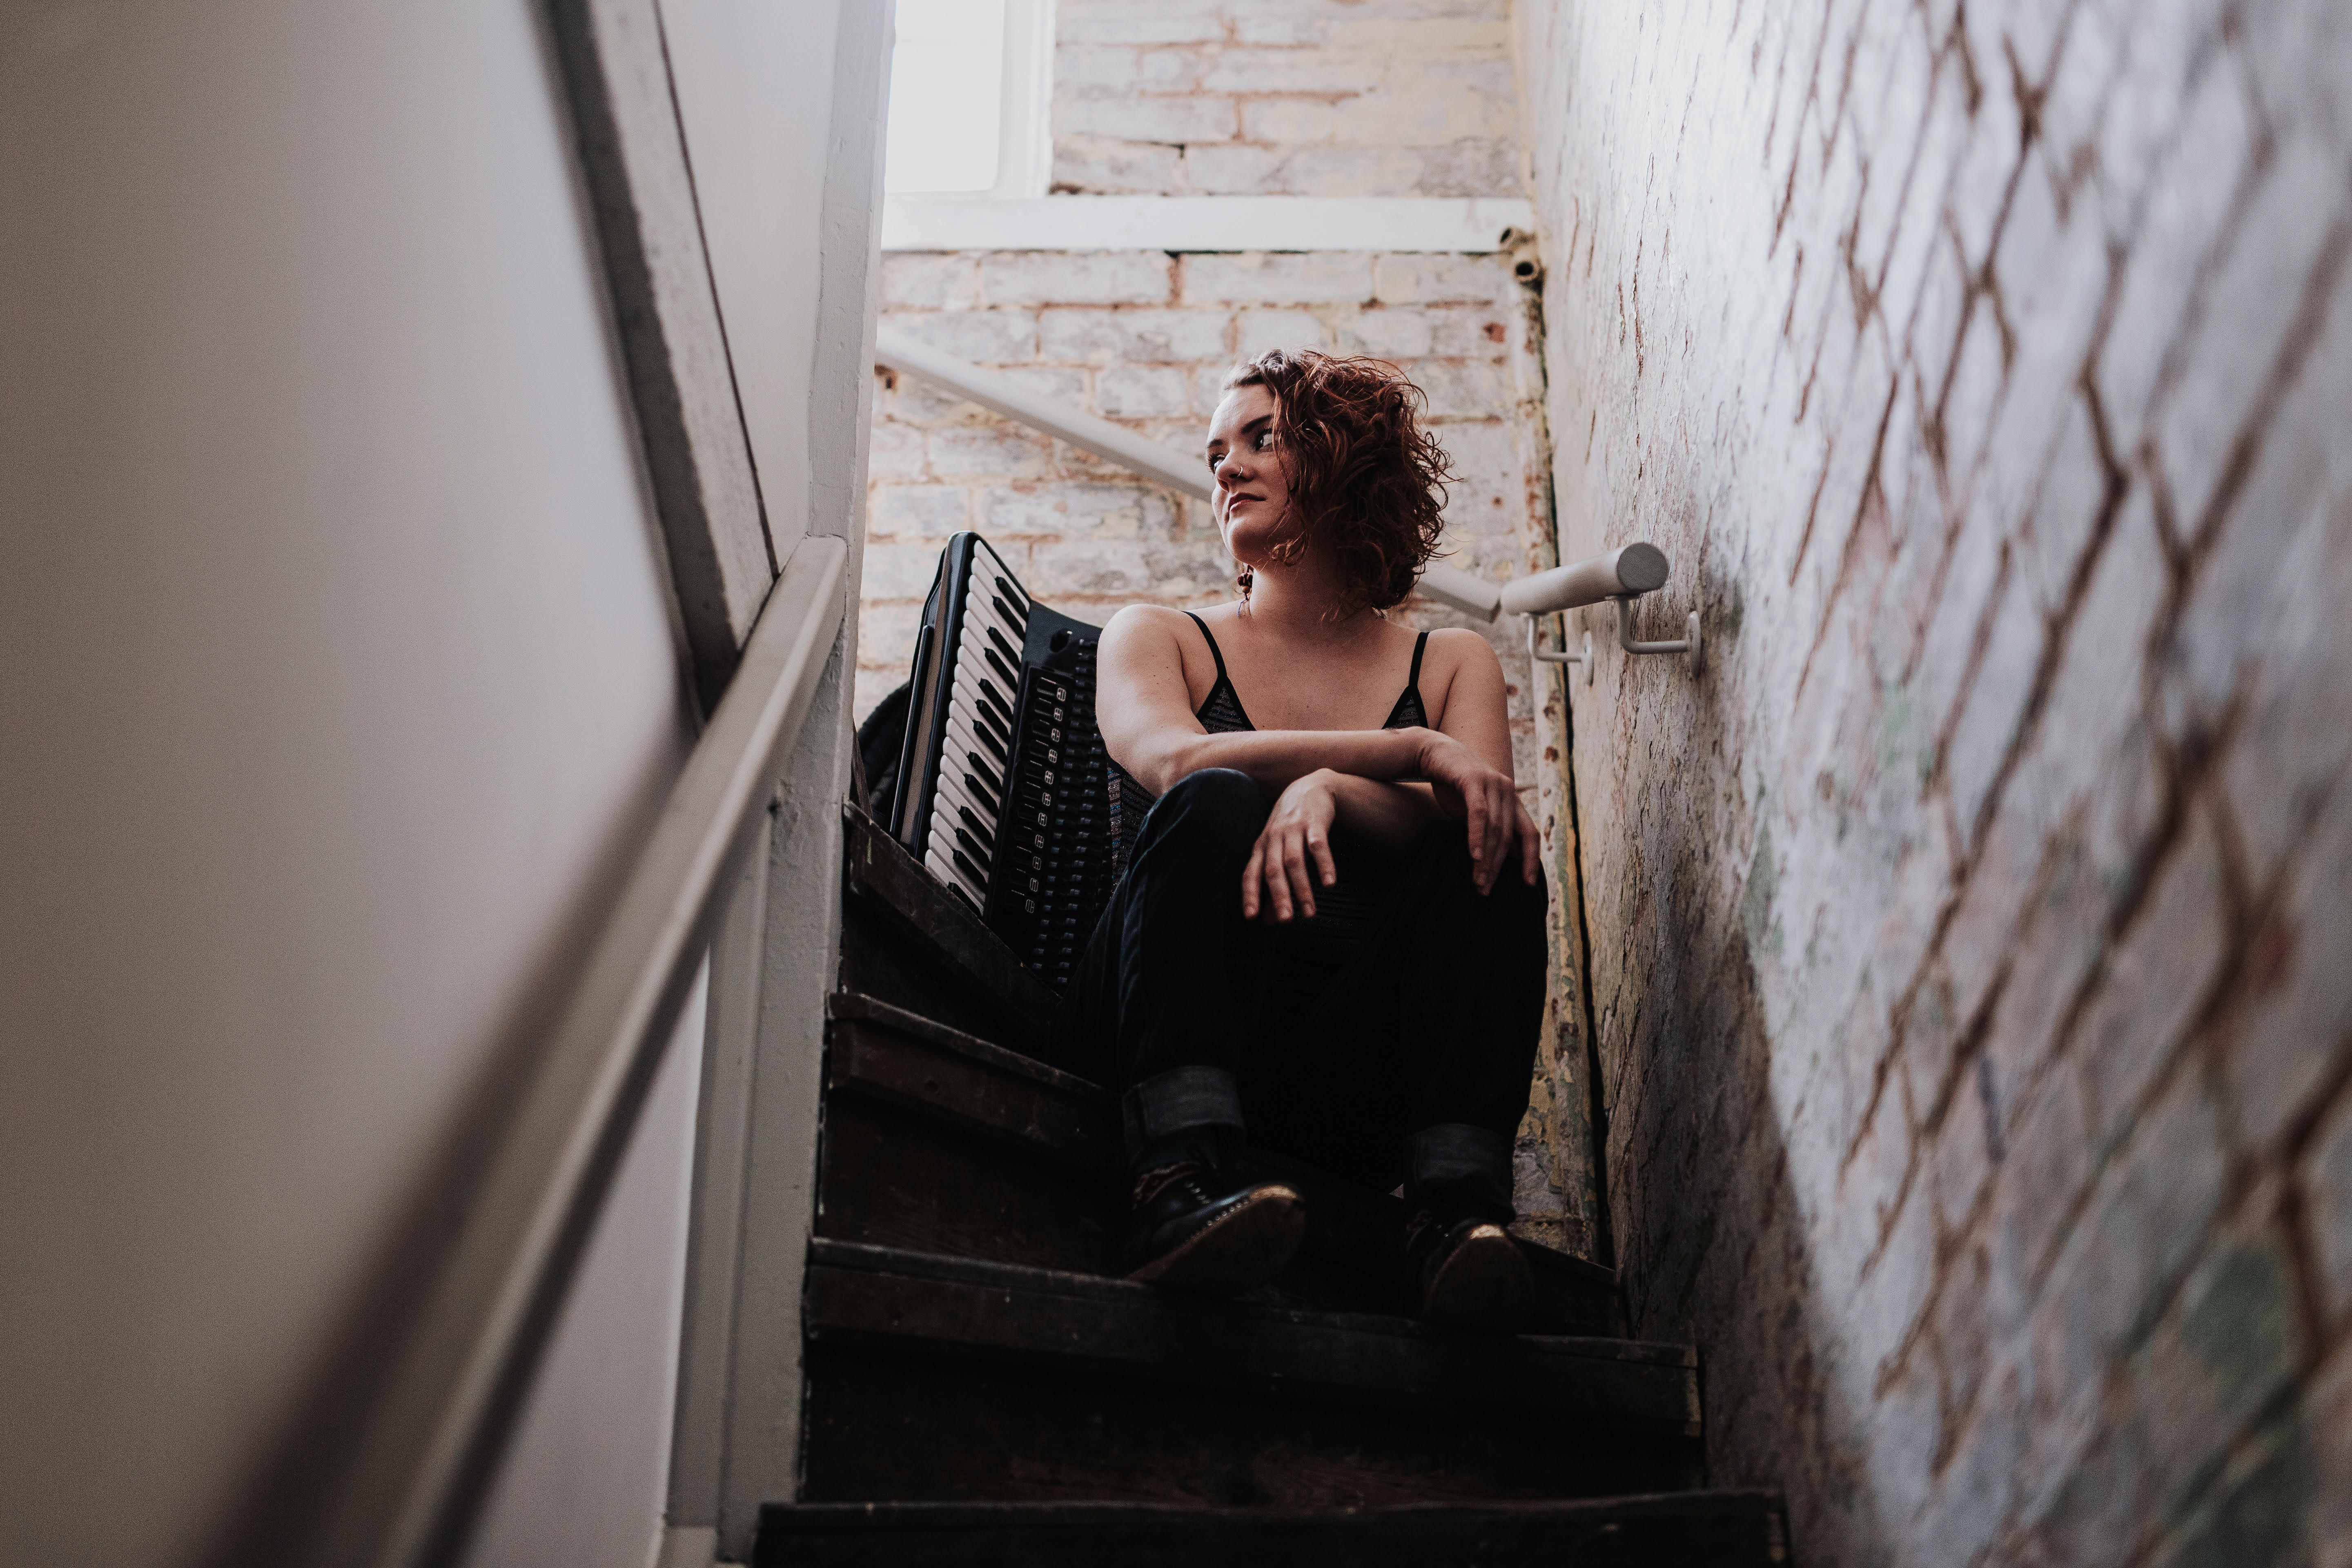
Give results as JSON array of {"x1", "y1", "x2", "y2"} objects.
[{"x1": 1105, "y1": 612, "x2": 1430, "y2": 876}]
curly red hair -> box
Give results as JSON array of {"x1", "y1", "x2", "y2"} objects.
[{"x1": 1223, "y1": 349, "x2": 1454, "y2": 614}]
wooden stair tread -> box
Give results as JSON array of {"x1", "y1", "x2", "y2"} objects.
[
  {"x1": 830, "y1": 990, "x2": 1107, "y2": 1101},
  {"x1": 756, "y1": 1493, "x2": 1789, "y2": 1566},
  {"x1": 804, "y1": 1238, "x2": 1697, "y2": 1434}
]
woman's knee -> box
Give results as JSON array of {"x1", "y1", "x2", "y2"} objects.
[
  {"x1": 1428, "y1": 833, "x2": 1548, "y2": 931},
  {"x1": 1481, "y1": 862, "x2": 1550, "y2": 957},
  {"x1": 1142, "y1": 767, "x2": 1267, "y2": 853},
  {"x1": 1493, "y1": 858, "x2": 1550, "y2": 925}
]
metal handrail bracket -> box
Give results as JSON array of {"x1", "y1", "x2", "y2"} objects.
[
  {"x1": 303, "y1": 533, "x2": 848, "y2": 1568},
  {"x1": 1614, "y1": 592, "x2": 1702, "y2": 666},
  {"x1": 1529, "y1": 613, "x2": 1594, "y2": 685}
]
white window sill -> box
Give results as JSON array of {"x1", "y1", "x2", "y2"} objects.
[{"x1": 880, "y1": 195, "x2": 1536, "y2": 253}]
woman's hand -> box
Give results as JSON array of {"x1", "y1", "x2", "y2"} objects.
[
  {"x1": 1242, "y1": 770, "x2": 1340, "y2": 923},
  {"x1": 1413, "y1": 731, "x2": 1541, "y2": 895}
]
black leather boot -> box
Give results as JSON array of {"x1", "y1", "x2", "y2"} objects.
[
  {"x1": 1120, "y1": 1159, "x2": 1304, "y2": 1294},
  {"x1": 1406, "y1": 1207, "x2": 1533, "y2": 1332},
  {"x1": 1401, "y1": 1124, "x2": 1530, "y2": 1331}
]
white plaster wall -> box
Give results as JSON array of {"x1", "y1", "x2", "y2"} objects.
[
  {"x1": 0, "y1": 4, "x2": 701, "y2": 1562},
  {"x1": 464, "y1": 969, "x2": 708, "y2": 1568},
  {"x1": 661, "y1": 0, "x2": 844, "y2": 568}
]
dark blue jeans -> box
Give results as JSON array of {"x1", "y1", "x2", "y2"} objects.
[{"x1": 1053, "y1": 768, "x2": 1548, "y2": 1216}]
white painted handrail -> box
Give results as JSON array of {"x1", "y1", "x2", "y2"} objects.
[
  {"x1": 876, "y1": 326, "x2": 1214, "y2": 503},
  {"x1": 1414, "y1": 563, "x2": 1510, "y2": 619},
  {"x1": 1500, "y1": 543, "x2": 1669, "y2": 617},
  {"x1": 279, "y1": 535, "x2": 847, "y2": 1568}
]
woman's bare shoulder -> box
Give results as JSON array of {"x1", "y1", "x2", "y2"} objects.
[
  {"x1": 1423, "y1": 625, "x2": 1502, "y2": 674},
  {"x1": 1104, "y1": 602, "x2": 1192, "y2": 635},
  {"x1": 1099, "y1": 604, "x2": 1202, "y2": 669},
  {"x1": 1419, "y1": 626, "x2": 1503, "y2": 724}
]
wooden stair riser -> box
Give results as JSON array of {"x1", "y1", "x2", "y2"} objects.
[
  {"x1": 757, "y1": 1497, "x2": 1789, "y2": 1568},
  {"x1": 841, "y1": 808, "x2": 1056, "y2": 1052},
  {"x1": 800, "y1": 1348, "x2": 1706, "y2": 1510},
  {"x1": 817, "y1": 1097, "x2": 1117, "y2": 1276},
  {"x1": 803, "y1": 1243, "x2": 1695, "y2": 1434},
  {"x1": 839, "y1": 902, "x2": 1035, "y2": 1052}
]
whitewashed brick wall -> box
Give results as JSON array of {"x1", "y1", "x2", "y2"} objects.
[
  {"x1": 1052, "y1": 0, "x2": 1522, "y2": 196},
  {"x1": 1517, "y1": 0, "x2": 2352, "y2": 1560}
]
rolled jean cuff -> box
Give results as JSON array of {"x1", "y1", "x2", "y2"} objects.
[
  {"x1": 1121, "y1": 1066, "x2": 1245, "y2": 1164},
  {"x1": 1404, "y1": 1123, "x2": 1514, "y2": 1215}
]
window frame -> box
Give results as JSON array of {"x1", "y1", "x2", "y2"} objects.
[{"x1": 884, "y1": 0, "x2": 1052, "y2": 200}]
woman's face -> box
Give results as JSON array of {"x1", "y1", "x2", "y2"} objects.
[{"x1": 1205, "y1": 383, "x2": 1296, "y2": 566}]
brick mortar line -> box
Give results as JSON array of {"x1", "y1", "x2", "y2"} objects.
[
  {"x1": 2134, "y1": 129, "x2": 2290, "y2": 505},
  {"x1": 2276, "y1": 1033, "x2": 2352, "y2": 1359},
  {"x1": 2124, "y1": 1371, "x2": 2336, "y2": 1568},
  {"x1": 1788, "y1": 381, "x2": 1903, "y2": 709},
  {"x1": 2183, "y1": 218, "x2": 2352, "y2": 560}
]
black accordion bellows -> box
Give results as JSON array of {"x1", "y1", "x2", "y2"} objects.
[{"x1": 886, "y1": 533, "x2": 1116, "y2": 990}]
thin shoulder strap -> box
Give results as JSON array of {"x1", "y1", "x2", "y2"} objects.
[
  {"x1": 1407, "y1": 630, "x2": 1430, "y2": 692},
  {"x1": 1184, "y1": 610, "x2": 1231, "y2": 684}
]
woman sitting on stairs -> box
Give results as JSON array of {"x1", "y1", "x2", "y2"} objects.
[{"x1": 1054, "y1": 347, "x2": 1549, "y2": 1334}]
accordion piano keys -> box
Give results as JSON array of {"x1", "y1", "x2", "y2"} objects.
[{"x1": 893, "y1": 533, "x2": 1117, "y2": 989}]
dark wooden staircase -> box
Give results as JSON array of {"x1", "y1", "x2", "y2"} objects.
[{"x1": 752, "y1": 808, "x2": 1790, "y2": 1565}]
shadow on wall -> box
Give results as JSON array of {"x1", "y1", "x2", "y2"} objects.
[{"x1": 1568, "y1": 587, "x2": 1902, "y2": 1567}]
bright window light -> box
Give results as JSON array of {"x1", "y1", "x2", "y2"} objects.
[{"x1": 884, "y1": 0, "x2": 1006, "y2": 195}]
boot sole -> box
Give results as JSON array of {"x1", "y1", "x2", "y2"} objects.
[
  {"x1": 1419, "y1": 1224, "x2": 1535, "y2": 1332},
  {"x1": 1126, "y1": 1184, "x2": 1305, "y2": 1295}
]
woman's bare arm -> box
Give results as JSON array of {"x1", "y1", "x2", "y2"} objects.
[
  {"x1": 1094, "y1": 605, "x2": 1434, "y2": 793},
  {"x1": 1419, "y1": 630, "x2": 1540, "y2": 890},
  {"x1": 1250, "y1": 634, "x2": 1536, "y2": 914},
  {"x1": 1421, "y1": 629, "x2": 1517, "y2": 776},
  {"x1": 1100, "y1": 610, "x2": 1538, "y2": 904},
  {"x1": 1314, "y1": 770, "x2": 1439, "y2": 849},
  {"x1": 1316, "y1": 630, "x2": 1521, "y2": 844}
]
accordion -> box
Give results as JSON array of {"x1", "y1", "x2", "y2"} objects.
[{"x1": 887, "y1": 534, "x2": 1116, "y2": 989}]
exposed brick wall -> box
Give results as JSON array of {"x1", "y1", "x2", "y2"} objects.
[
  {"x1": 1053, "y1": 0, "x2": 1523, "y2": 196},
  {"x1": 1515, "y1": 0, "x2": 2352, "y2": 1560}
]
